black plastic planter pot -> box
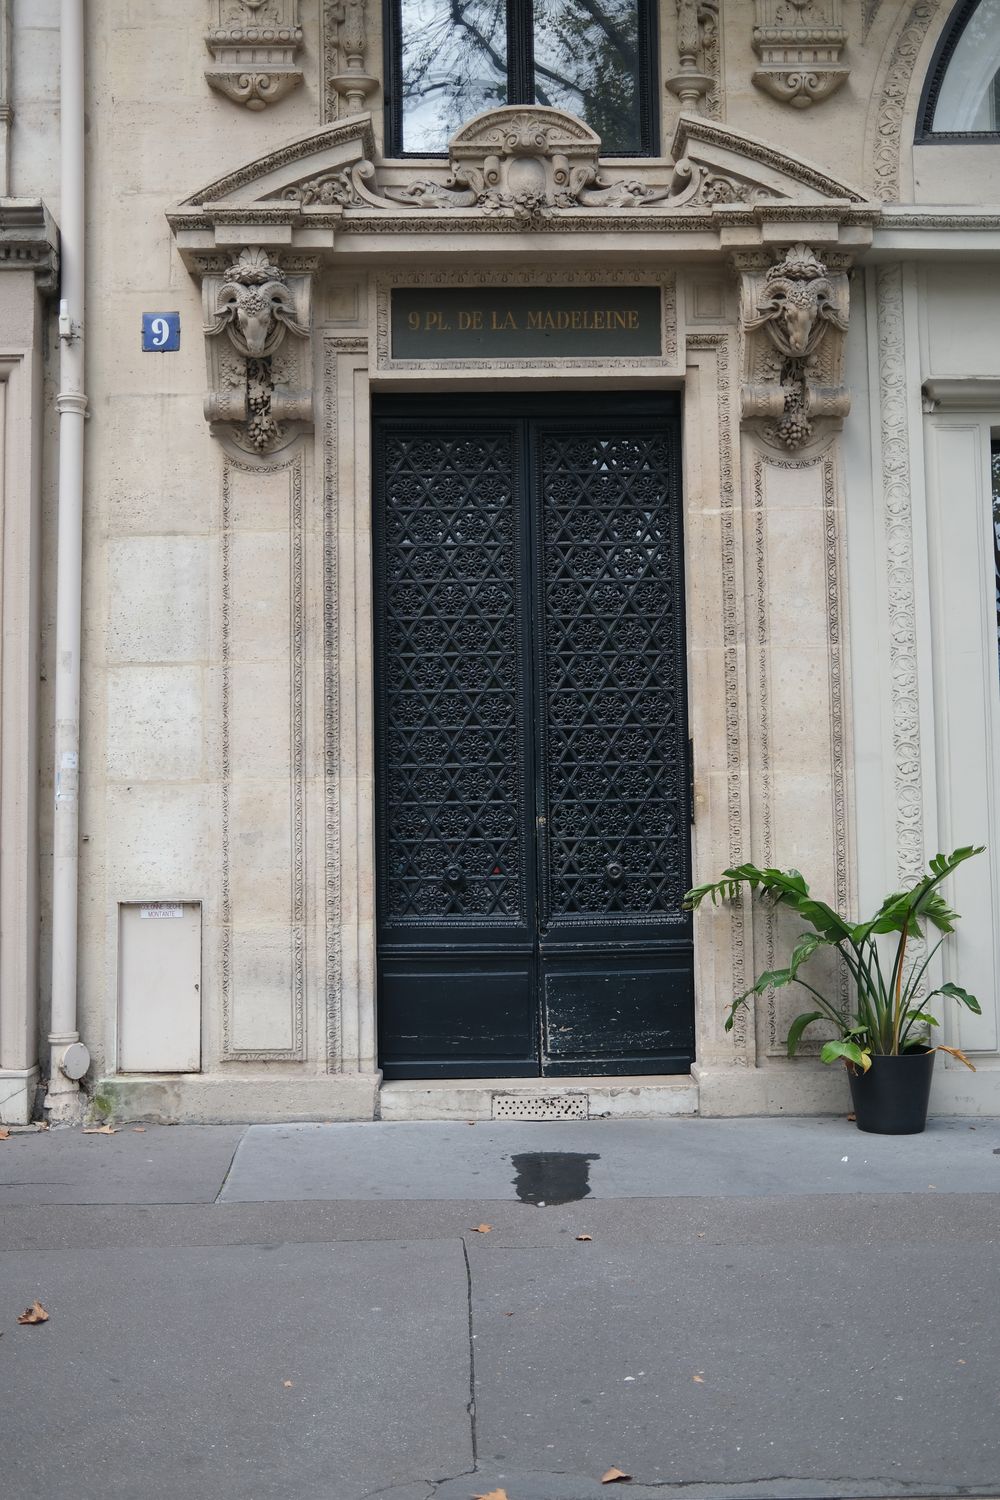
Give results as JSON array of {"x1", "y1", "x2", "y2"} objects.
[{"x1": 847, "y1": 1049, "x2": 936, "y2": 1135}]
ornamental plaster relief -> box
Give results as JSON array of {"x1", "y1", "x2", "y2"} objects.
[
  {"x1": 666, "y1": 1, "x2": 722, "y2": 117},
  {"x1": 750, "y1": 0, "x2": 850, "y2": 109},
  {"x1": 736, "y1": 242, "x2": 851, "y2": 454},
  {"x1": 321, "y1": 0, "x2": 379, "y2": 119},
  {"x1": 202, "y1": 247, "x2": 315, "y2": 456},
  {"x1": 685, "y1": 333, "x2": 754, "y2": 1067},
  {"x1": 205, "y1": 0, "x2": 304, "y2": 110},
  {"x1": 866, "y1": 0, "x2": 946, "y2": 201},
  {"x1": 874, "y1": 262, "x2": 926, "y2": 893}
]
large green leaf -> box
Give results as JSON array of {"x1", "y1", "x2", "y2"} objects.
[
  {"x1": 820, "y1": 1039, "x2": 871, "y2": 1070},
  {"x1": 785, "y1": 1011, "x2": 826, "y2": 1057},
  {"x1": 931, "y1": 981, "x2": 982, "y2": 1015},
  {"x1": 901, "y1": 1010, "x2": 940, "y2": 1030}
]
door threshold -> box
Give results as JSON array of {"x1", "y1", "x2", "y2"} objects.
[{"x1": 379, "y1": 1074, "x2": 699, "y2": 1121}]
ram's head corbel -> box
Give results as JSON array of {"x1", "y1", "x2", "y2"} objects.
[
  {"x1": 745, "y1": 244, "x2": 848, "y2": 362},
  {"x1": 204, "y1": 249, "x2": 309, "y2": 360}
]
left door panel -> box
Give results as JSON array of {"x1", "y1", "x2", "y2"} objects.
[{"x1": 374, "y1": 413, "x2": 540, "y2": 1077}]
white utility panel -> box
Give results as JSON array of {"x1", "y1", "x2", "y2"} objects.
[{"x1": 118, "y1": 902, "x2": 201, "y2": 1071}]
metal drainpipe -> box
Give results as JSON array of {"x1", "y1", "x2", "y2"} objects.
[{"x1": 45, "y1": 0, "x2": 90, "y2": 1120}]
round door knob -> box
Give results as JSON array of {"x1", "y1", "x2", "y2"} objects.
[
  {"x1": 605, "y1": 861, "x2": 624, "y2": 884},
  {"x1": 443, "y1": 865, "x2": 466, "y2": 889}
]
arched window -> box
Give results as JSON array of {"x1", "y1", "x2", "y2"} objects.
[
  {"x1": 919, "y1": 0, "x2": 1000, "y2": 137},
  {"x1": 384, "y1": 0, "x2": 658, "y2": 157}
]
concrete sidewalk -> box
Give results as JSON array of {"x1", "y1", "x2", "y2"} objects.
[{"x1": 1, "y1": 1117, "x2": 999, "y2": 1500}]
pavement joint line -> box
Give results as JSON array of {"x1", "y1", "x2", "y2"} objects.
[
  {"x1": 213, "y1": 1124, "x2": 249, "y2": 1204},
  {"x1": 461, "y1": 1234, "x2": 479, "y2": 1470}
]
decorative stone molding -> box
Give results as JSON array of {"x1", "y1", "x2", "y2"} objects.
[
  {"x1": 378, "y1": 108, "x2": 680, "y2": 217},
  {"x1": 373, "y1": 266, "x2": 678, "y2": 376},
  {"x1": 202, "y1": 247, "x2": 314, "y2": 455},
  {"x1": 736, "y1": 242, "x2": 850, "y2": 451},
  {"x1": 686, "y1": 333, "x2": 752, "y2": 1060},
  {"x1": 0, "y1": 200, "x2": 59, "y2": 294},
  {"x1": 322, "y1": 0, "x2": 378, "y2": 118},
  {"x1": 205, "y1": 0, "x2": 304, "y2": 110},
  {"x1": 875, "y1": 263, "x2": 926, "y2": 892},
  {"x1": 666, "y1": 1, "x2": 719, "y2": 114},
  {"x1": 868, "y1": 1, "x2": 942, "y2": 201},
  {"x1": 751, "y1": 0, "x2": 850, "y2": 108},
  {"x1": 0, "y1": 0, "x2": 11, "y2": 196},
  {"x1": 168, "y1": 113, "x2": 876, "y2": 262}
]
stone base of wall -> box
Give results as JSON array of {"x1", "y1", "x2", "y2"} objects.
[
  {"x1": 693, "y1": 1061, "x2": 852, "y2": 1117},
  {"x1": 0, "y1": 1066, "x2": 40, "y2": 1125},
  {"x1": 89, "y1": 1072, "x2": 381, "y2": 1125},
  {"x1": 88, "y1": 1060, "x2": 1000, "y2": 1125},
  {"x1": 696, "y1": 1060, "x2": 1000, "y2": 1117},
  {"x1": 380, "y1": 1077, "x2": 700, "y2": 1122}
]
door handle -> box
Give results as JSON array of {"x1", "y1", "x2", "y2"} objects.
[
  {"x1": 442, "y1": 865, "x2": 467, "y2": 891},
  {"x1": 605, "y1": 861, "x2": 624, "y2": 884}
]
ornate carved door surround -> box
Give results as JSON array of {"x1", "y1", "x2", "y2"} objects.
[{"x1": 165, "y1": 105, "x2": 877, "y2": 1113}]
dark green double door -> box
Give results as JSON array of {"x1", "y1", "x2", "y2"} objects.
[{"x1": 374, "y1": 394, "x2": 694, "y2": 1078}]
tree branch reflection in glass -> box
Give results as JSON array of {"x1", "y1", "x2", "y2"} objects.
[
  {"x1": 400, "y1": 0, "x2": 508, "y2": 154},
  {"x1": 396, "y1": 0, "x2": 643, "y2": 154}
]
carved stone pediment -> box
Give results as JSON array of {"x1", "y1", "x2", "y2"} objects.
[
  {"x1": 380, "y1": 106, "x2": 681, "y2": 216},
  {"x1": 168, "y1": 111, "x2": 873, "y2": 250},
  {"x1": 670, "y1": 115, "x2": 866, "y2": 206}
]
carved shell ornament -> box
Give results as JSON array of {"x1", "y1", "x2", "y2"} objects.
[{"x1": 205, "y1": 248, "x2": 309, "y2": 358}]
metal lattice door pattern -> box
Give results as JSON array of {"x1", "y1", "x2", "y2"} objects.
[{"x1": 374, "y1": 396, "x2": 694, "y2": 1079}]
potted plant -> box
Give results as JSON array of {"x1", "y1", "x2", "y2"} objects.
[{"x1": 683, "y1": 846, "x2": 985, "y2": 1134}]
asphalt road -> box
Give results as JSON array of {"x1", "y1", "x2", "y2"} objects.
[{"x1": 1, "y1": 1117, "x2": 999, "y2": 1500}]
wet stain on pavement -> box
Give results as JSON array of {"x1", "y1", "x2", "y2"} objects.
[{"x1": 510, "y1": 1151, "x2": 599, "y2": 1206}]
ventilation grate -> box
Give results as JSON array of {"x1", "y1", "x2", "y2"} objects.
[{"x1": 492, "y1": 1093, "x2": 588, "y2": 1121}]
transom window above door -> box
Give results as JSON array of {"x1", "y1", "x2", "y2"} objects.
[{"x1": 385, "y1": 0, "x2": 657, "y2": 156}]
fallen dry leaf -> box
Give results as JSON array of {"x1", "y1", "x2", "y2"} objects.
[
  {"x1": 0, "y1": 1128, "x2": 10, "y2": 1140},
  {"x1": 692, "y1": 1374, "x2": 705, "y2": 1384},
  {"x1": 132, "y1": 1127, "x2": 146, "y2": 1133},
  {"x1": 283, "y1": 1380, "x2": 294, "y2": 1388},
  {"x1": 846, "y1": 1113, "x2": 856, "y2": 1122},
  {"x1": 576, "y1": 1233, "x2": 593, "y2": 1242},
  {"x1": 601, "y1": 1467, "x2": 632, "y2": 1484},
  {"x1": 82, "y1": 1124, "x2": 116, "y2": 1135},
  {"x1": 470, "y1": 1224, "x2": 492, "y2": 1234},
  {"x1": 473, "y1": 1490, "x2": 509, "y2": 1499},
  {"x1": 18, "y1": 1301, "x2": 49, "y2": 1325}
]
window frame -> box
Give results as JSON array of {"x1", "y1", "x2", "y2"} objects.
[
  {"x1": 382, "y1": 0, "x2": 660, "y2": 159},
  {"x1": 917, "y1": 0, "x2": 1000, "y2": 142}
]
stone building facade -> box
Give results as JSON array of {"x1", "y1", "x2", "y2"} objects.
[{"x1": 1, "y1": 0, "x2": 999, "y2": 1124}]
